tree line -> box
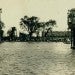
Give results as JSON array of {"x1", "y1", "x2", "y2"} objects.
[{"x1": 0, "y1": 15, "x2": 56, "y2": 41}]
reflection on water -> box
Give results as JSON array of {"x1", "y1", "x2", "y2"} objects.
[{"x1": 0, "y1": 42, "x2": 75, "y2": 75}]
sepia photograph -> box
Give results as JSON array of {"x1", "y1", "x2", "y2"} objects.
[{"x1": 0, "y1": 0, "x2": 75, "y2": 75}]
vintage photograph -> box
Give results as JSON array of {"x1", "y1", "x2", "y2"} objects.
[{"x1": 0, "y1": 0, "x2": 75, "y2": 75}]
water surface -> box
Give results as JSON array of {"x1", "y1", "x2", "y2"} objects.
[{"x1": 0, "y1": 42, "x2": 74, "y2": 75}]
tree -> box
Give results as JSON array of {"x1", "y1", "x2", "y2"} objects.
[
  {"x1": 43, "y1": 20, "x2": 56, "y2": 41},
  {"x1": 20, "y1": 16, "x2": 39, "y2": 39},
  {"x1": 20, "y1": 15, "x2": 56, "y2": 41},
  {"x1": 7, "y1": 27, "x2": 17, "y2": 41},
  {"x1": 0, "y1": 21, "x2": 4, "y2": 41}
]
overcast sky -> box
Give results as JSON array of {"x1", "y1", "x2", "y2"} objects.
[{"x1": 0, "y1": 0, "x2": 75, "y2": 33}]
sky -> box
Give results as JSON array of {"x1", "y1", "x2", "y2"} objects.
[{"x1": 0, "y1": 0, "x2": 75, "y2": 35}]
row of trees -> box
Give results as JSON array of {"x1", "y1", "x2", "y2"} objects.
[
  {"x1": 20, "y1": 16, "x2": 56, "y2": 41},
  {"x1": 0, "y1": 15, "x2": 56, "y2": 41}
]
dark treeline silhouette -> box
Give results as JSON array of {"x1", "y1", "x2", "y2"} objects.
[
  {"x1": 0, "y1": 15, "x2": 70, "y2": 42},
  {"x1": 7, "y1": 27, "x2": 17, "y2": 41},
  {"x1": 0, "y1": 21, "x2": 4, "y2": 41},
  {"x1": 19, "y1": 15, "x2": 56, "y2": 41}
]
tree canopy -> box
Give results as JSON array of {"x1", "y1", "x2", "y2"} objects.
[{"x1": 20, "y1": 15, "x2": 56, "y2": 37}]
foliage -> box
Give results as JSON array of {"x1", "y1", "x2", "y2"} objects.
[
  {"x1": 7, "y1": 27, "x2": 17, "y2": 40},
  {"x1": 0, "y1": 21, "x2": 4, "y2": 30},
  {"x1": 20, "y1": 15, "x2": 56, "y2": 38}
]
